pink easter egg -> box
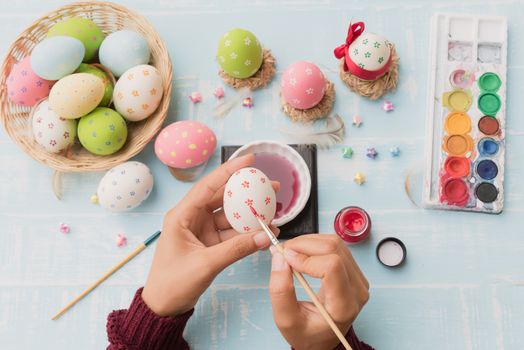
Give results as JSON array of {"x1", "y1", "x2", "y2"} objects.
[
  {"x1": 281, "y1": 61, "x2": 326, "y2": 110},
  {"x1": 6, "y1": 56, "x2": 54, "y2": 106},
  {"x1": 154, "y1": 121, "x2": 217, "y2": 169}
]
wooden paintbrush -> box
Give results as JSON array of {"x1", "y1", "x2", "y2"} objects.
[
  {"x1": 51, "y1": 230, "x2": 161, "y2": 321},
  {"x1": 249, "y1": 207, "x2": 352, "y2": 350}
]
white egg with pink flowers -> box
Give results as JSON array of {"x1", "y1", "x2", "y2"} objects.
[{"x1": 223, "y1": 167, "x2": 276, "y2": 234}]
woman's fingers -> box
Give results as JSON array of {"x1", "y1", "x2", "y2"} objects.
[
  {"x1": 213, "y1": 209, "x2": 231, "y2": 230},
  {"x1": 204, "y1": 225, "x2": 279, "y2": 272},
  {"x1": 285, "y1": 234, "x2": 369, "y2": 291},
  {"x1": 217, "y1": 225, "x2": 280, "y2": 243},
  {"x1": 283, "y1": 249, "x2": 355, "y2": 322},
  {"x1": 269, "y1": 248, "x2": 303, "y2": 331}
]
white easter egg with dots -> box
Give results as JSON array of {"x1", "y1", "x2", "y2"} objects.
[
  {"x1": 223, "y1": 167, "x2": 276, "y2": 234},
  {"x1": 97, "y1": 161, "x2": 154, "y2": 212},
  {"x1": 348, "y1": 33, "x2": 391, "y2": 72},
  {"x1": 113, "y1": 64, "x2": 164, "y2": 122},
  {"x1": 31, "y1": 98, "x2": 77, "y2": 153}
]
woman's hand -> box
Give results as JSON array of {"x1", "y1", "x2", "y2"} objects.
[
  {"x1": 142, "y1": 154, "x2": 279, "y2": 317},
  {"x1": 269, "y1": 234, "x2": 369, "y2": 350}
]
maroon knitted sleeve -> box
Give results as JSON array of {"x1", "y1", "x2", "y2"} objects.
[
  {"x1": 291, "y1": 326, "x2": 374, "y2": 350},
  {"x1": 334, "y1": 327, "x2": 374, "y2": 350},
  {"x1": 106, "y1": 287, "x2": 193, "y2": 350},
  {"x1": 107, "y1": 288, "x2": 373, "y2": 350}
]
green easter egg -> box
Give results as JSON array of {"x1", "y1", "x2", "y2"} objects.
[
  {"x1": 78, "y1": 107, "x2": 127, "y2": 155},
  {"x1": 75, "y1": 64, "x2": 114, "y2": 107},
  {"x1": 216, "y1": 28, "x2": 263, "y2": 79},
  {"x1": 47, "y1": 17, "x2": 105, "y2": 62}
]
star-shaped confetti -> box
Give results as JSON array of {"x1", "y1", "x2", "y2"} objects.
[
  {"x1": 342, "y1": 147, "x2": 354, "y2": 159},
  {"x1": 354, "y1": 172, "x2": 366, "y2": 185},
  {"x1": 390, "y1": 146, "x2": 400, "y2": 157},
  {"x1": 59, "y1": 223, "x2": 70, "y2": 234},
  {"x1": 352, "y1": 114, "x2": 362, "y2": 127},
  {"x1": 115, "y1": 233, "x2": 127, "y2": 247},
  {"x1": 242, "y1": 97, "x2": 253, "y2": 108},
  {"x1": 214, "y1": 86, "x2": 225, "y2": 98},
  {"x1": 189, "y1": 91, "x2": 202, "y2": 103},
  {"x1": 382, "y1": 100, "x2": 394, "y2": 112},
  {"x1": 366, "y1": 147, "x2": 378, "y2": 159}
]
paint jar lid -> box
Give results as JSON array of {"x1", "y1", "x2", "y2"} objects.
[
  {"x1": 444, "y1": 156, "x2": 470, "y2": 178},
  {"x1": 476, "y1": 159, "x2": 498, "y2": 180},
  {"x1": 478, "y1": 116, "x2": 500, "y2": 135},
  {"x1": 478, "y1": 93, "x2": 501, "y2": 116},
  {"x1": 334, "y1": 206, "x2": 371, "y2": 244},
  {"x1": 376, "y1": 237, "x2": 407, "y2": 267},
  {"x1": 476, "y1": 182, "x2": 499, "y2": 203},
  {"x1": 444, "y1": 112, "x2": 472, "y2": 134},
  {"x1": 478, "y1": 72, "x2": 501, "y2": 92},
  {"x1": 478, "y1": 138, "x2": 499, "y2": 156}
]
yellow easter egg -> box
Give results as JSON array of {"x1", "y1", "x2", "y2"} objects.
[{"x1": 49, "y1": 73, "x2": 105, "y2": 119}]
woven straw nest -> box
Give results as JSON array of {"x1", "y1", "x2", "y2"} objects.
[
  {"x1": 0, "y1": 1, "x2": 172, "y2": 172},
  {"x1": 218, "y1": 49, "x2": 276, "y2": 90}
]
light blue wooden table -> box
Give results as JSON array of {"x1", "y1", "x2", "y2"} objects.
[{"x1": 1, "y1": 1, "x2": 523, "y2": 349}]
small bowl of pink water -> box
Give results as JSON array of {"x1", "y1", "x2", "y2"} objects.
[{"x1": 229, "y1": 140, "x2": 312, "y2": 227}]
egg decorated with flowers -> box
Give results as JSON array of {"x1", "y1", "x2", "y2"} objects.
[
  {"x1": 216, "y1": 28, "x2": 263, "y2": 79},
  {"x1": 346, "y1": 33, "x2": 391, "y2": 81},
  {"x1": 96, "y1": 161, "x2": 154, "y2": 212},
  {"x1": 223, "y1": 167, "x2": 276, "y2": 234},
  {"x1": 281, "y1": 61, "x2": 326, "y2": 110}
]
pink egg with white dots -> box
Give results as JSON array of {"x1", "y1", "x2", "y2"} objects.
[
  {"x1": 6, "y1": 56, "x2": 54, "y2": 106},
  {"x1": 154, "y1": 121, "x2": 217, "y2": 169},
  {"x1": 281, "y1": 61, "x2": 326, "y2": 110}
]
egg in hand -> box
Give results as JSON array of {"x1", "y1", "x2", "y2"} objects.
[{"x1": 223, "y1": 167, "x2": 276, "y2": 234}]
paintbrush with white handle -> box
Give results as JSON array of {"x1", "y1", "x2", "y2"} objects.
[{"x1": 249, "y1": 207, "x2": 352, "y2": 350}]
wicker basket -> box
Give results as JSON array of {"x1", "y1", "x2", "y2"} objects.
[{"x1": 0, "y1": 1, "x2": 172, "y2": 172}]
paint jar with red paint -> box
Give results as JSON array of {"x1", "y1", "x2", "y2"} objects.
[{"x1": 334, "y1": 206, "x2": 371, "y2": 243}]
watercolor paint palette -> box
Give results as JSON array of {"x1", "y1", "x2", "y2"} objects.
[{"x1": 423, "y1": 13, "x2": 507, "y2": 214}]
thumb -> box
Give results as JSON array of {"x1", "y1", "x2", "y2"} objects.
[
  {"x1": 206, "y1": 230, "x2": 272, "y2": 272},
  {"x1": 269, "y1": 247, "x2": 301, "y2": 328}
]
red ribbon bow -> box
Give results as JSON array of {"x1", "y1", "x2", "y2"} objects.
[{"x1": 334, "y1": 22, "x2": 365, "y2": 72}]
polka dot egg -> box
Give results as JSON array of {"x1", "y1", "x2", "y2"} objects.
[
  {"x1": 113, "y1": 65, "x2": 164, "y2": 122},
  {"x1": 154, "y1": 121, "x2": 216, "y2": 169},
  {"x1": 97, "y1": 161, "x2": 154, "y2": 212},
  {"x1": 281, "y1": 61, "x2": 326, "y2": 110},
  {"x1": 6, "y1": 56, "x2": 54, "y2": 106},
  {"x1": 31, "y1": 98, "x2": 77, "y2": 153},
  {"x1": 216, "y1": 28, "x2": 263, "y2": 79},
  {"x1": 77, "y1": 107, "x2": 128, "y2": 155}
]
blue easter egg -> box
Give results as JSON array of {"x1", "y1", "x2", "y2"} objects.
[
  {"x1": 99, "y1": 30, "x2": 150, "y2": 77},
  {"x1": 30, "y1": 36, "x2": 85, "y2": 80}
]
